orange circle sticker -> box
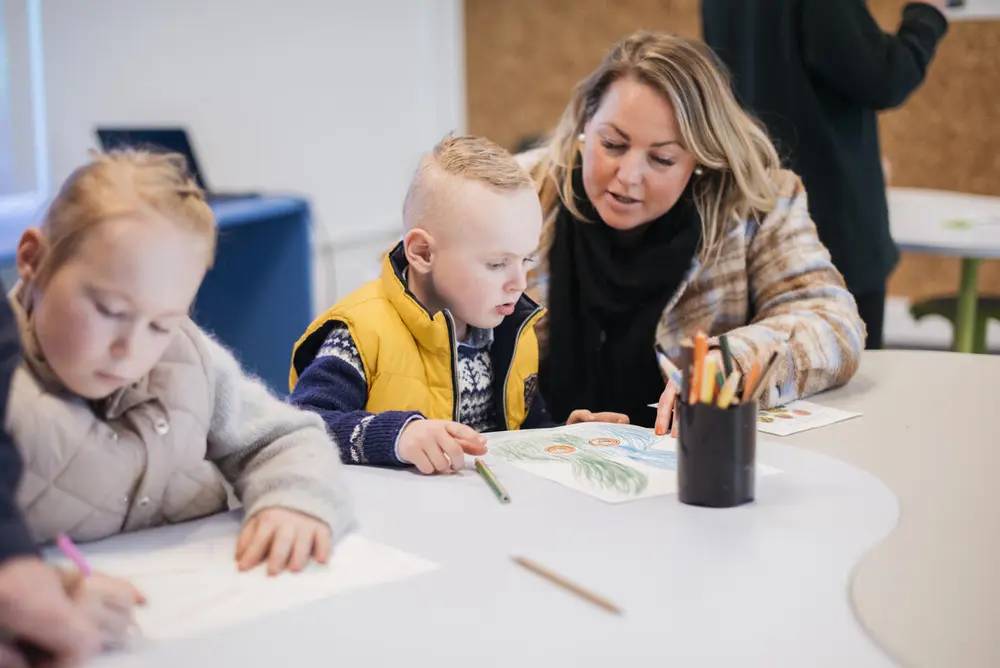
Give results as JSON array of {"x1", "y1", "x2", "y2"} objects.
[
  {"x1": 588, "y1": 437, "x2": 621, "y2": 447},
  {"x1": 546, "y1": 445, "x2": 576, "y2": 454}
]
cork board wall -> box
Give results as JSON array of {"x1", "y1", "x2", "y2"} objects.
[{"x1": 465, "y1": 0, "x2": 1000, "y2": 300}]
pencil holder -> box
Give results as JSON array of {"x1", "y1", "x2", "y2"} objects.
[{"x1": 676, "y1": 398, "x2": 757, "y2": 508}]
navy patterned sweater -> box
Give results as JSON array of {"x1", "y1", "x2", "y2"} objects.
[{"x1": 289, "y1": 322, "x2": 556, "y2": 466}]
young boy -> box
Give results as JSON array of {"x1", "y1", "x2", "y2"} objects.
[{"x1": 289, "y1": 135, "x2": 625, "y2": 475}]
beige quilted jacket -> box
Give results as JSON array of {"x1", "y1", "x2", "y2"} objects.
[{"x1": 6, "y1": 287, "x2": 353, "y2": 545}]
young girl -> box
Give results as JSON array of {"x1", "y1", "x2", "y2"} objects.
[{"x1": 6, "y1": 151, "x2": 354, "y2": 581}]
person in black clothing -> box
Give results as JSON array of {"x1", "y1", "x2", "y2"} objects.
[
  {"x1": 702, "y1": 0, "x2": 949, "y2": 348},
  {"x1": 0, "y1": 297, "x2": 101, "y2": 666}
]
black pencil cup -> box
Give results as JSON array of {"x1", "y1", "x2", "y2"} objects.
[{"x1": 676, "y1": 398, "x2": 757, "y2": 508}]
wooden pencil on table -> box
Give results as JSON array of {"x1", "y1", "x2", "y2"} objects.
[{"x1": 512, "y1": 556, "x2": 623, "y2": 615}]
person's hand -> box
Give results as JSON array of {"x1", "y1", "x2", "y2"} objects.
[
  {"x1": 654, "y1": 377, "x2": 681, "y2": 438},
  {"x1": 655, "y1": 349, "x2": 728, "y2": 437},
  {"x1": 0, "y1": 557, "x2": 101, "y2": 667},
  {"x1": 237, "y1": 508, "x2": 333, "y2": 576},
  {"x1": 398, "y1": 420, "x2": 488, "y2": 475},
  {"x1": 59, "y1": 569, "x2": 145, "y2": 650},
  {"x1": 566, "y1": 410, "x2": 629, "y2": 425}
]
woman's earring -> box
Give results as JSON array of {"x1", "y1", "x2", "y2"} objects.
[
  {"x1": 577, "y1": 133, "x2": 585, "y2": 142},
  {"x1": 694, "y1": 167, "x2": 704, "y2": 175}
]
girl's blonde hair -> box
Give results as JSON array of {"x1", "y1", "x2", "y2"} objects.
[
  {"x1": 33, "y1": 149, "x2": 216, "y2": 286},
  {"x1": 533, "y1": 31, "x2": 781, "y2": 264}
]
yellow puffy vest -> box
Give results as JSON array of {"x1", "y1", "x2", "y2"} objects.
[{"x1": 290, "y1": 246, "x2": 545, "y2": 430}]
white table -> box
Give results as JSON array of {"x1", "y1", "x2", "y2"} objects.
[
  {"x1": 92, "y1": 352, "x2": 997, "y2": 667},
  {"x1": 888, "y1": 187, "x2": 1000, "y2": 352}
]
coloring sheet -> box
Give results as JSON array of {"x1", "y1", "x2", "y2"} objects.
[
  {"x1": 756, "y1": 400, "x2": 861, "y2": 436},
  {"x1": 487, "y1": 423, "x2": 778, "y2": 503},
  {"x1": 48, "y1": 514, "x2": 438, "y2": 641}
]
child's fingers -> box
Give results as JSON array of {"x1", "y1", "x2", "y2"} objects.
[
  {"x1": 444, "y1": 423, "x2": 487, "y2": 455},
  {"x1": 287, "y1": 527, "x2": 315, "y2": 573},
  {"x1": 438, "y1": 436, "x2": 467, "y2": 472},
  {"x1": 425, "y1": 440, "x2": 453, "y2": 474},
  {"x1": 408, "y1": 450, "x2": 435, "y2": 475},
  {"x1": 266, "y1": 524, "x2": 297, "y2": 576},
  {"x1": 237, "y1": 523, "x2": 273, "y2": 572},
  {"x1": 670, "y1": 410, "x2": 679, "y2": 438},
  {"x1": 314, "y1": 526, "x2": 333, "y2": 565},
  {"x1": 566, "y1": 410, "x2": 592, "y2": 424},
  {"x1": 235, "y1": 516, "x2": 258, "y2": 561},
  {"x1": 592, "y1": 412, "x2": 629, "y2": 424}
]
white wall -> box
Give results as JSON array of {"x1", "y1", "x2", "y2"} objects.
[{"x1": 40, "y1": 0, "x2": 465, "y2": 308}]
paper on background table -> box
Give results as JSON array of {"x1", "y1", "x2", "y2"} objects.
[
  {"x1": 487, "y1": 422, "x2": 778, "y2": 503},
  {"x1": 646, "y1": 399, "x2": 862, "y2": 437},
  {"x1": 755, "y1": 400, "x2": 861, "y2": 437},
  {"x1": 48, "y1": 516, "x2": 438, "y2": 641}
]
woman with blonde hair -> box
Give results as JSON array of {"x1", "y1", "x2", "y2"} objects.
[{"x1": 519, "y1": 31, "x2": 865, "y2": 434}]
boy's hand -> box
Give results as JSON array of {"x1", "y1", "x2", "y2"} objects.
[
  {"x1": 60, "y1": 569, "x2": 145, "y2": 650},
  {"x1": 566, "y1": 410, "x2": 630, "y2": 425},
  {"x1": 237, "y1": 508, "x2": 332, "y2": 576},
  {"x1": 398, "y1": 420, "x2": 487, "y2": 475},
  {"x1": 0, "y1": 557, "x2": 101, "y2": 666}
]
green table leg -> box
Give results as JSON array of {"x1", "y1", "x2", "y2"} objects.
[{"x1": 955, "y1": 258, "x2": 982, "y2": 353}]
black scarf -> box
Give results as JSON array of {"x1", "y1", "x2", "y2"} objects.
[{"x1": 540, "y1": 167, "x2": 701, "y2": 427}]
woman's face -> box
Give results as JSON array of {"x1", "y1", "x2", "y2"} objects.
[{"x1": 581, "y1": 77, "x2": 698, "y2": 231}]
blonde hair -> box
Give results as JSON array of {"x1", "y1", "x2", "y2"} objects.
[
  {"x1": 403, "y1": 134, "x2": 533, "y2": 229},
  {"x1": 533, "y1": 31, "x2": 781, "y2": 264},
  {"x1": 34, "y1": 149, "x2": 216, "y2": 286}
]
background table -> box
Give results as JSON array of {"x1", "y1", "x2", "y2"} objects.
[
  {"x1": 785, "y1": 351, "x2": 999, "y2": 668},
  {"x1": 88, "y1": 351, "x2": 998, "y2": 667},
  {"x1": 0, "y1": 195, "x2": 313, "y2": 395},
  {"x1": 888, "y1": 187, "x2": 1000, "y2": 352}
]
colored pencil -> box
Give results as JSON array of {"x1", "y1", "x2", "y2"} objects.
[
  {"x1": 741, "y1": 358, "x2": 763, "y2": 402},
  {"x1": 716, "y1": 371, "x2": 742, "y2": 409},
  {"x1": 512, "y1": 556, "x2": 623, "y2": 615},
  {"x1": 690, "y1": 332, "x2": 708, "y2": 404},
  {"x1": 56, "y1": 533, "x2": 92, "y2": 576},
  {"x1": 719, "y1": 334, "x2": 734, "y2": 377},
  {"x1": 700, "y1": 358, "x2": 717, "y2": 404},
  {"x1": 474, "y1": 458, "x2": 510, "y2": 503},
  {"x1": 750, "y1": 351, "x2": 782, "y2": 403}
]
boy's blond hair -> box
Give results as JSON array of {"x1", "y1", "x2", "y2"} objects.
[
  {"x1": 34, "y1": 149, "x2": 217, "y2": 287},
  {"x1": 403, "y1": 134, "x2": 533, "y2": 231}
]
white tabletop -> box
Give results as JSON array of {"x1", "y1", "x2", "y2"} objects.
[
  {"x1": 888, "y1": 187, "x2": 1000, "y2": 258},
  {"x1": 87, "y1": 351, "x2": 997, "y2": 668}
]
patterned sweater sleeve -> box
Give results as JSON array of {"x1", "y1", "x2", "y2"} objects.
[
  {"x1": 723, "y1": 172, "x2": 865, "y2": 407},
  {"x1": 199, "y1": 330, "x2": 355, "y2": 537},
  {"x1": 288, "y1": 323, "x2": 422, "y2": 466}
]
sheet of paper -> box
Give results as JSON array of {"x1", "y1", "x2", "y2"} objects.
[
  {"x1": 48, "y1": 516, "x2": 438, "y2": 641},
  {"x1": 487, "y1": 423, "x2": 778, "y2": 503},
  {"x1": 646, "y1": 399, "x2": 863, "y2": 437},
  {"x1": 755, "y1": 400, "x2": 861, "y2": 436}
]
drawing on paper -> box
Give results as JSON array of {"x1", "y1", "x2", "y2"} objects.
[{"x1": 489, "y1": 423, "x2": 676, "y2": 500}]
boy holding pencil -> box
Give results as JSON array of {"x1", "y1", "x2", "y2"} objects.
[{"x1": 289, "y1": 135, "x2": 626, "y2": 475}]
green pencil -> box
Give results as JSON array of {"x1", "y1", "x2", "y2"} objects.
[
  {"x1": 719, "y1": 334, "x2": 734, "y2": 377},
  {"x1": 475, "y1": 458, "x2": 510, "y2": 503}
]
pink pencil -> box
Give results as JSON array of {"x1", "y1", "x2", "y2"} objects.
[{"x1": 56, "y1": 533, "x2": 92, "y2": 576}]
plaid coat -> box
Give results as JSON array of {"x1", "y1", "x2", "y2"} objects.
[{"x1": 523, "y1": 160, "x2": 865, "y2": 409}]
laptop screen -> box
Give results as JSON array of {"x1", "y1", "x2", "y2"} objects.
[{"x1": 95, "y1": 128, "x2": 208, "y2": 192}]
